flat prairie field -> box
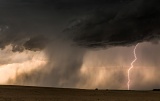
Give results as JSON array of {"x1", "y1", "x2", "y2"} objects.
[{"x1": 0, "y1": 85, "x2": 159, "y2": 101}]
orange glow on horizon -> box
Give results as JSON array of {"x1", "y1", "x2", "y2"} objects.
[{"x1": 0, "y1": 45, "x2": 48, "y2": 84}]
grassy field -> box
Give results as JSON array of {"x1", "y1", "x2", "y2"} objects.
[{"x1": 0, "y1": 85, "x2": 159, "y2": 101}]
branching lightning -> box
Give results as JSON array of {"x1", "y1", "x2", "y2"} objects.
[{"x1": 127, "y1": 43, "x2": 139, "y2": 90}]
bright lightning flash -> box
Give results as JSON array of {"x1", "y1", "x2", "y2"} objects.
[{"x1": 127, "y1": 43, "x2": 139, "y2": 90}]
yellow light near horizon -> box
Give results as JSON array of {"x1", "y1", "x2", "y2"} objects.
[{"x1": 0, "y1": 45, "x2": 48, "y2": 84}]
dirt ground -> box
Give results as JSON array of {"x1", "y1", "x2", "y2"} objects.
[{"x1": 0, "y1": 85, "x2": 159, "y2": 101}]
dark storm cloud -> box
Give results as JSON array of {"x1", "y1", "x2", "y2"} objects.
[
  {"x1": 0, "y1": 0, "x2": 89, "y2": 87},
  {"x1": 67, "y1": 0, "x2": 160, "y2": 48},
  {"x1": 1, "y1": 0, "x2": 160, "y2": 89},
  {"x1": 0, "y1": 0, "x2": 129, "y2": 52}
]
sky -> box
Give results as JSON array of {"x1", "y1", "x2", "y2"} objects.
[{"x1": 0, "y1": 0, "x2": 160, "y2": 90}]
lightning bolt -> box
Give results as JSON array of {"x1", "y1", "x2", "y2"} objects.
[{"x1": 127, "y1": 43, "x2": 139, "y2": 90}]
